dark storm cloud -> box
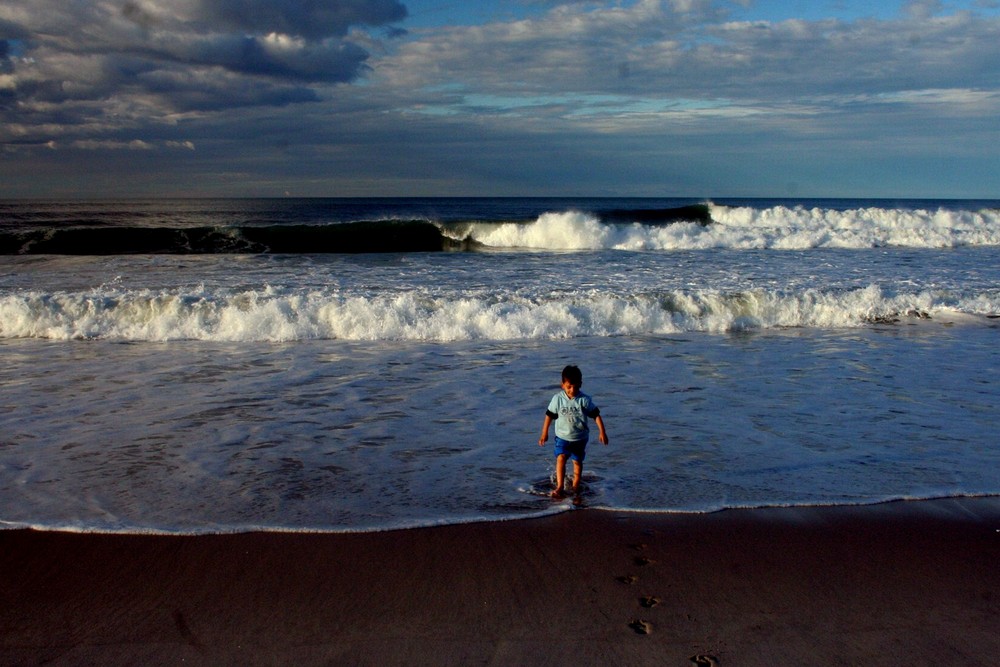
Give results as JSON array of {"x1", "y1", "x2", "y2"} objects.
[
  {"x1": 148, "y1": 32, "x2": 372, "y2": 82},
  {"x1": 135, "y1": 68, "x2": 322, "y2": 111},
  {"x1": 0, "y1": 0, "x2": 407, "y2": 147},
  {"x1": 0, "y1": 16, "x2": 30, "y2": 41},
  {"x1": 1, "y1": 17, "x2": 28, "y2": 76},
  {"x1": 189, "y1": 0, "x2": 408, "y2": 39},
  {"x1": 114, "y1": 0, "x2": 406, "y2": 81}
]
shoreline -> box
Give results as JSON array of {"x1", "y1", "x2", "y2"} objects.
[
  {"x1": 3, "y1": 497, "x2": 1000, "y2": 665},
  {"x1": 5, "y1": 493, "x2": 1000, "y2": 537}
]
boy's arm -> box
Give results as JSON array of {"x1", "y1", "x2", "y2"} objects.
[
  {"x1": 539, "y1": 414, "x2": 553, "y2": 446},
  {"x1": 595, "y1": 414, "x2": 609, "y2": 445}
]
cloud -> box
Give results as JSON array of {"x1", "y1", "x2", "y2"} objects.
[
  {"x1": 139, "y1": 31, "x2": 373, "y2": 82},
  {"x1": 903, "y1": 0, "x2": 944, "y2": 19},
  {"x1": 70, "y1": 138, "x2": 154, "y2": 150},
  {"x1": 181, "y1": 0, "x2": 408, "y2": 40},
  {"x1": 0, "y1": 0, "x2": 407, "y2": 146},
  {"x1": 58, "y1": 138, "x2": 196, "y2": 150},
  {"x1": 380, "y1": 1, "x2": 1000, "y2": 105},
  {"x1": 330, "y1": 0, "x2": 1000, "y2": 196},
  {"x1": 2, "y1": 1, "x2": 999, "y2": 198}
]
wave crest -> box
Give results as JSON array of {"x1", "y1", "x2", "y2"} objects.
[
  {"x1": 706, "y1": 204, "x2": 1000, "y2": 249},
  {"x1": 464, "y1": 205, "x2": 1000, "y2": 251},
  {"x1": 1, "y1": 285, "x2": 993, "y2": 342}
]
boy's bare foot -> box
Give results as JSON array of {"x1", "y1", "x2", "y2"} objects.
[{"x1": 550, "y1": 489, "x2": 566, "y2": 499}]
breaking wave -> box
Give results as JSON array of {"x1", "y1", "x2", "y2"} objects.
[
  {"x1": 459, "y1": 205, "x2": 1000, "y2": 250},
  {"x1": 2, "y1": 203, "x2": 999, "y2": 254},
  {"x1": 2, "y1": 284, "x2": 995, "y2": 342}
]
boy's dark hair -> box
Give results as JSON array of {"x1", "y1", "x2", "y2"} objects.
[{"x1": 561, "y1": 365, "x2": 583, "y2": 387}]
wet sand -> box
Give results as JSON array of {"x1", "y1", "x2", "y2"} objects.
[{"x1": 2, "y1": 498, "x2": 999, "y2": 666}]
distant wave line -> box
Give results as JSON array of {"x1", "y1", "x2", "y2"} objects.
[{"x1": 3, "y1": 203, "x2": 1000, "y2": 254}]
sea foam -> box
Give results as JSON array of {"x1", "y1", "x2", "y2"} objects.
[
  {"x1": 465, "y1": 205, "x2": 1000, "y2": 250},
  {"x1": 1, "y1": 284, "x2": 992, "y2": 342}
]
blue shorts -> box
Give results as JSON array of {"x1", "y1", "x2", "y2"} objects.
[{"x1": 554, "y1": 437, "x2": 588, "y2": 463}]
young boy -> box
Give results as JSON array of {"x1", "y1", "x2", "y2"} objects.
[{"x1": 538, "y1": 365, "x2": 609, "y2": 500}]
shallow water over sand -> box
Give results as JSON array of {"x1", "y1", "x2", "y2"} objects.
[
  {"x1": 2, "y1": 323, "x2": 997, "y2": 533},
  {"x1": 2, "y1": 198, "x2": 998, "y2": 533}
]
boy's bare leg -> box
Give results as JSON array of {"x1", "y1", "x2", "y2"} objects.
[
  {"x1": 552, "y1": 454, "x2": 568, "y2": 498},
  {"x1": 570, "y1": 460, "x2": 583, "y2": 496}
]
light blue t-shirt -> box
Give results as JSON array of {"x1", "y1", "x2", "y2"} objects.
[{"x1": 546, "y1": 391, "x2": 600, "y2": 442}]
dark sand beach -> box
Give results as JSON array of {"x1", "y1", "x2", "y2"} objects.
[{"x1": 3, "y1": 498, "x2": 999, "y2": 666}]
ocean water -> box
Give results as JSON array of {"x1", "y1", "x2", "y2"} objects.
[{"x1": 1, "y1": 197, "x2": 998, "y2": 534}]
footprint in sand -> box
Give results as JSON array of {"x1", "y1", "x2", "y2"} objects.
[
  {"x1": 639, "y1": 595, "x2": 661, "y2": 608},
  {"x1": 628, "y1": 619, "x2": 653, "y2": 635},
  {"x1": 690, "y1": 655, "x2": 720, "y2": 666},
  {"x1": 617, "y1": 574, "x2": 639, "y2": 585},
  {"x1": 633, "y1": 555, "x2": 655, "y2": 566}
]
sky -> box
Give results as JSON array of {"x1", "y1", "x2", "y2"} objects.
[{"x1": 1, "y1": 0, "x2": 999, "y2": 198}]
